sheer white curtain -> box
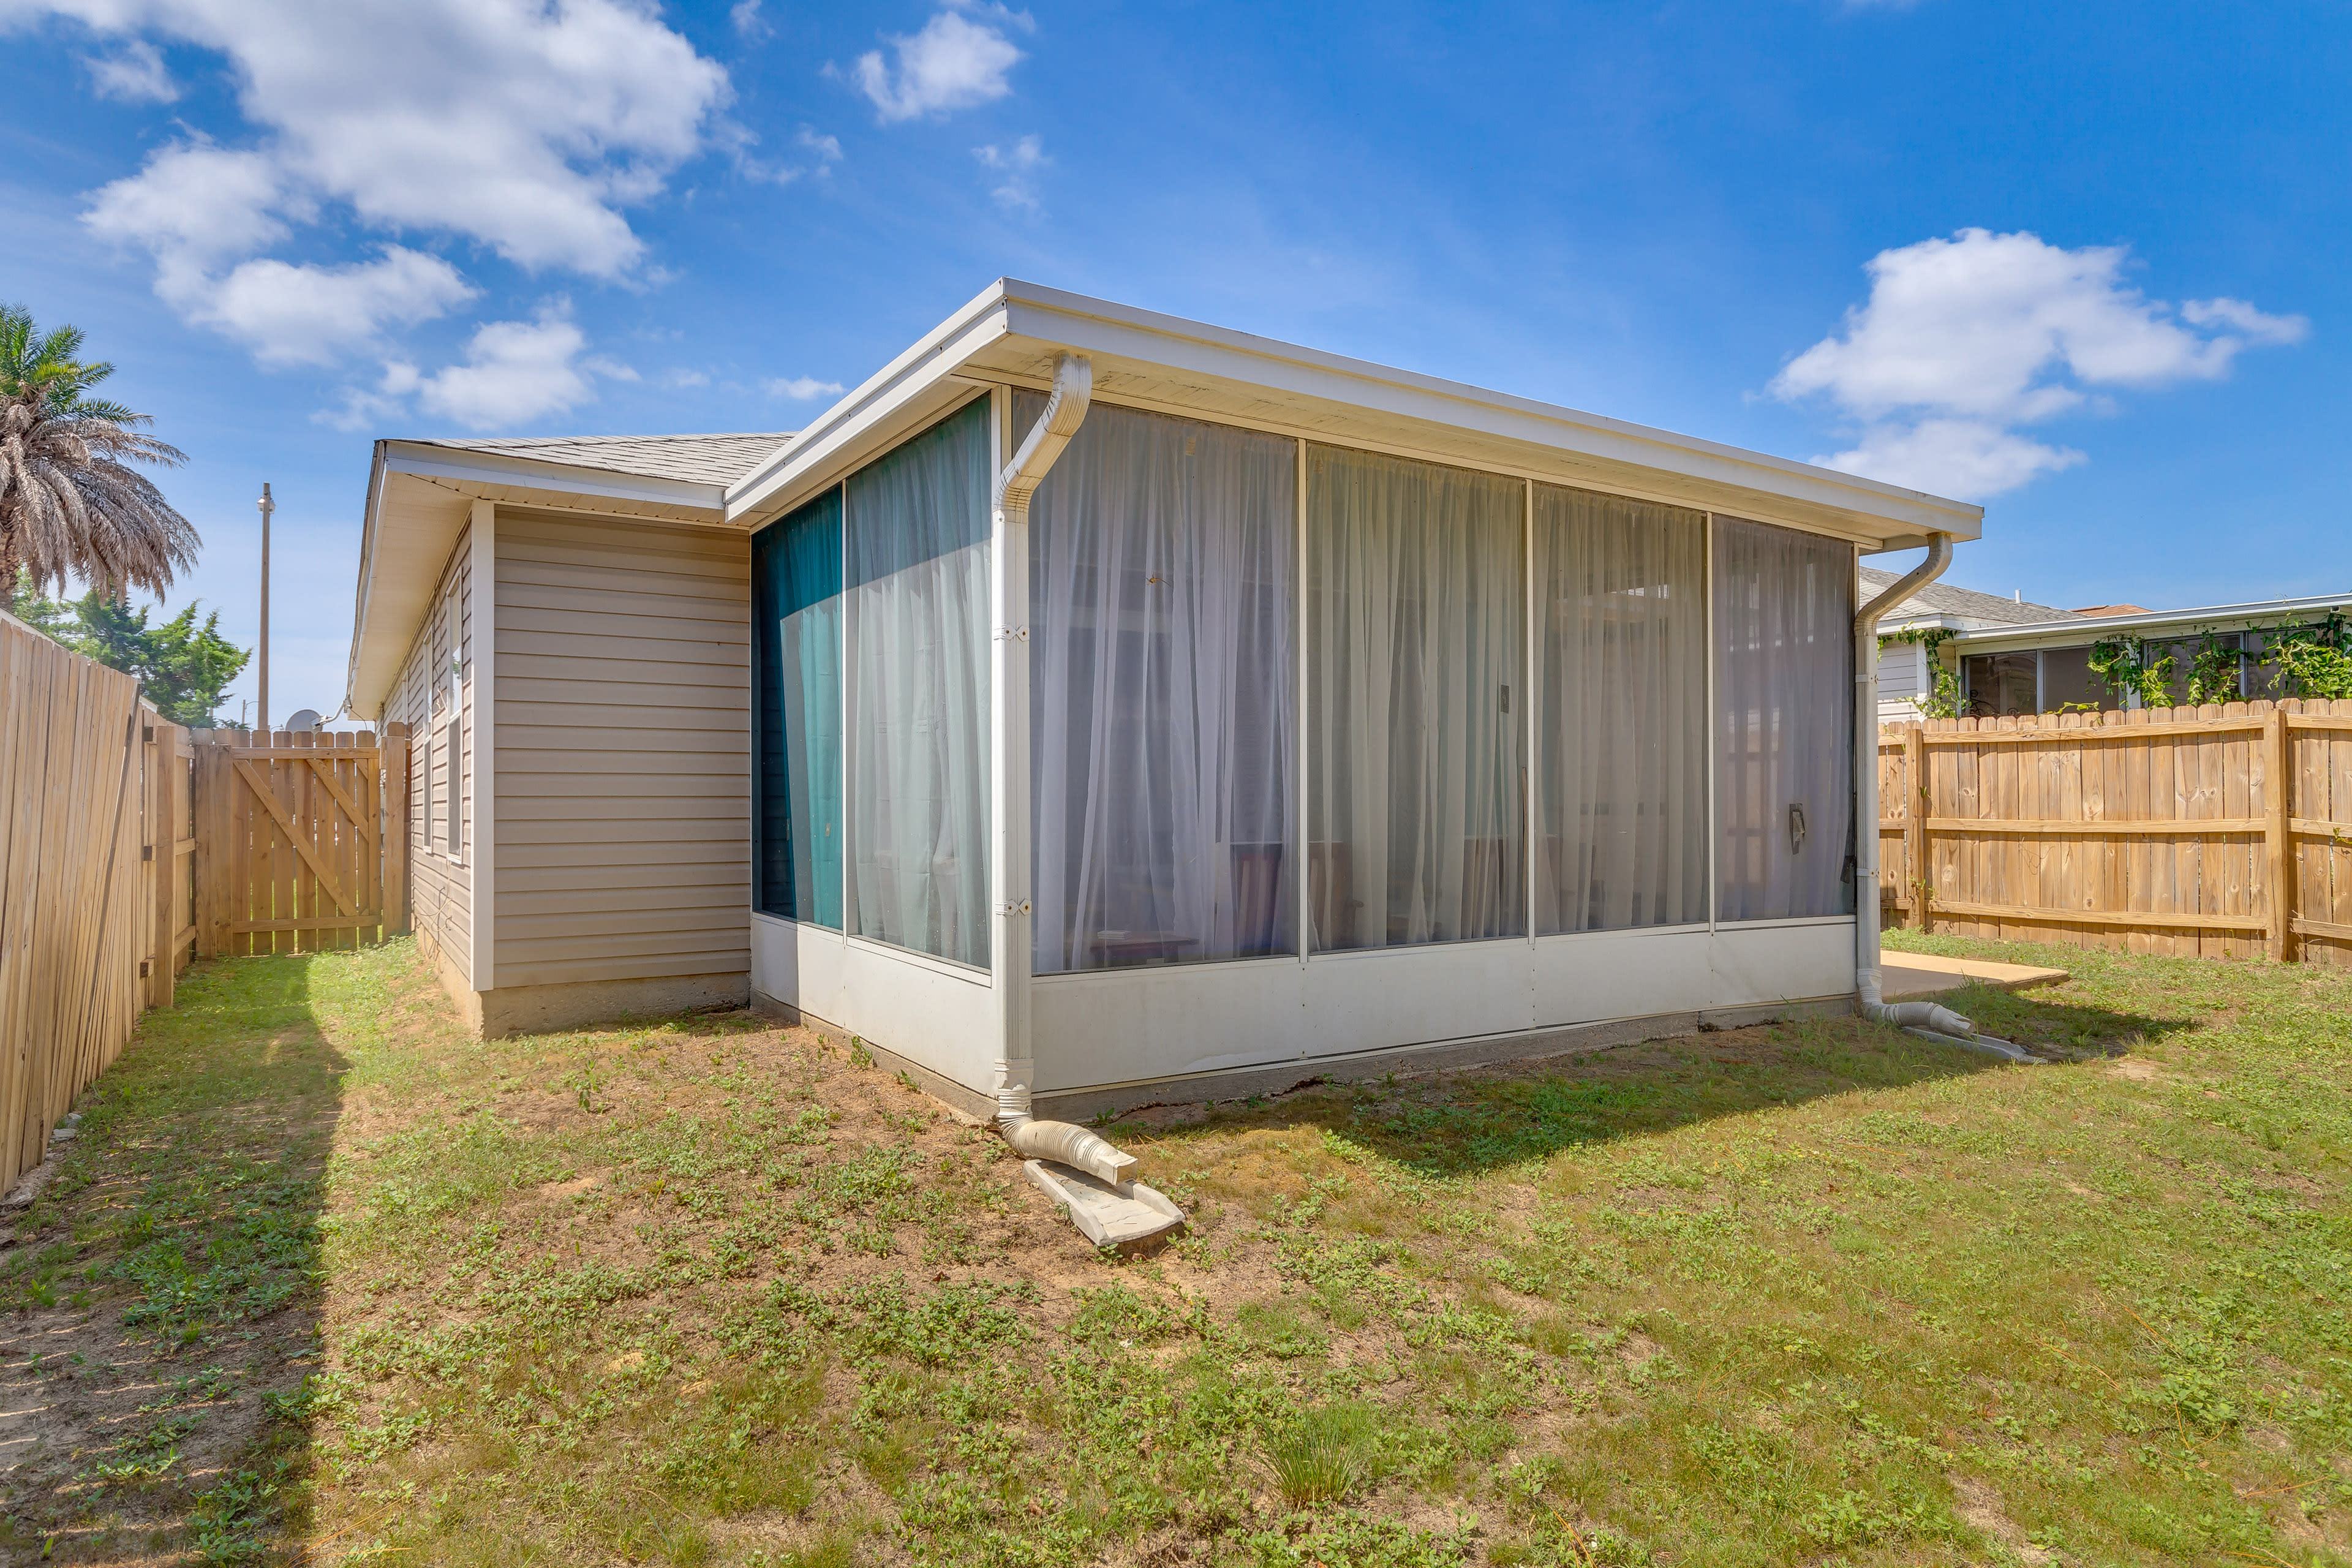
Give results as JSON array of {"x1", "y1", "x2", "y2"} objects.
[
  {"x1": 1023, "y1": 398, "x2": 1297, "y2": 973},
  {"x1": 1306, "y1": 445, "x2": 1524, "y2": 951},
  {"x1": 1713, "y1": 516, "x2": 1854, "y2": 921},
  {"x1": 843, "y1": 401, "x2": 992, "y2": 967},
  {"x1": 1535, "y1": 486, "x2": 1707, "y2": 933}
]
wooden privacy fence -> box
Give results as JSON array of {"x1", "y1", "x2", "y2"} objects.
[
  {"x1": 1877, "y1": 699, "x2": 2352, "y2": 967},
  {"x1": 0, "y1": 612, "x2": 196, "y2": 1193},
  {"x1": 191, "y1": 726, "x2": 410, "y2": 956}
]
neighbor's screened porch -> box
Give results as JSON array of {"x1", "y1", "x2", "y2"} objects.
[{"x1": 752, "y1": 391, "x2": 1856, "y2": 976}]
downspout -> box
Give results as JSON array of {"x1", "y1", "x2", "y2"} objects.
[
  {"x1": 985, "y1": 352, "x2": 1141, "y2": 1185},
  {"x1": 1853, "y1": 535, "x2": 2034, "y2": 1061}
]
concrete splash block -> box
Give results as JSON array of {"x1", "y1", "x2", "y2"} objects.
[{"x1": 1023, "y1": 1159, "x2": 1186, "y2": 1250}]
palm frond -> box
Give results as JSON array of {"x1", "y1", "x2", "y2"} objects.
[{"x1": 0, "y1": 305, "x2": 198, "y2": 597}]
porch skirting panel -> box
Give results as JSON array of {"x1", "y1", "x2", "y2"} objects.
[
  {"x1": 750, "y1": 914, "x2": 998, "y2": 1098},
  {"x1": 752, "y1": 911, "x2": 1855, "y2": 1103}
]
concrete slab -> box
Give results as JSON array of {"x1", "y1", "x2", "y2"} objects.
[{"x1": 1881, "y1": 949, "x2": 2069, "y2": 1003}]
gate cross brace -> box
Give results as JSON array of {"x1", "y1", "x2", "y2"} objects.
[
  {"x1": 235, "y1": 760, "x2": 360, "y2": 915},
  {"x1": 300, "y1": 756, "x2": 379, "y2": 853}
]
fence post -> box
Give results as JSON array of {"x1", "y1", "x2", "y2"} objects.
[
  {"x1": 2266, "y1": 707, "x2": 2294, "y2": 963},
  {"x1": 146, "y1": 715, "x2": 170, "y2": 1009},
  {"x1": 385, "y1": 720, "x2": 412, "y2": 935},
  {"x1": 1905, "y1": 723, "x2": 1929, "y2": 934},
  {"x1": 192, "y1": 731, "x2": 216, "y2": 957}
]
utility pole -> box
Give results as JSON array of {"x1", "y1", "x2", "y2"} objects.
[{"x1": 257, "y1": 482, "x2": 273, "y2": 735}]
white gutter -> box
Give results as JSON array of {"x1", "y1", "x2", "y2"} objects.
[
  {"x1": 981, "y1": 353, "x2": 1142, "y2": 1185},
  {"x1": 1850, "y1": 537, "x2": 2036, "y2": 1063}
]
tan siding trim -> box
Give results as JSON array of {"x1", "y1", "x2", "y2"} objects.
[
  {"x1": 500, "y1": 605, "x2": 748, "y2": 643},
  {"x1": 496, "y1": 630, "x2": 747, "y2": 666},
  {"x1": 498, "y1": 842, "x2": 748, "y2": 871},
  {"x1": 496, "y1": 952, "x2": 749, "y2": 987}
]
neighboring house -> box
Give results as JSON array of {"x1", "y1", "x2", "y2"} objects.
[
  {"x1": 344, "y1": 279, "x2": 1981, "y2": 1115},
  {"x1": 1869, "y1": 565, "x2": 2352, "y2": 721},
  {"x1": 1864, "y1": 569, "x2": 2075, "y2": 722}
]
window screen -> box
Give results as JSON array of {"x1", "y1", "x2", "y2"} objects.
[
  {"x1": 1534, "y1": 484, "x2": 1707, "y2": 933},
  {"x1": 1305, "y1": 444, "x2": 1524, "y2": 951},
  {"x1": 1963, "y1": 652, "x2": 2038, "y2": 717},
  {"x1": 2040, "y1": 646, "x2": 2099, "y2": 712},
  {"x1": 1713, "y1": 518, "x2": 1854, "y2": 921},
  {"x1": 445, "y1": 712, "x2": 462, "y2": 861},
  {"x1": 843, "y1": 400, "x2": 992, "y2": 967},
  {"x1": 752, "y1": 489, "x2": 845, "y2": 927},
  {"x1": 1020, "y1": 396, "x2": 1298, "y2": 973}
]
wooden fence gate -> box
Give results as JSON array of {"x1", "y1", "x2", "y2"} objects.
[{"x1": 192, "y1": 728, "x2": 411, "y2": 956}]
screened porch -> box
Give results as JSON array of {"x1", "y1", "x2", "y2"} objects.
[{"x1": 748, "y1": 388, "x2": 1858, "y2": 1102}]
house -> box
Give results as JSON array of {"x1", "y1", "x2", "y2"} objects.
[
  {"x1": 1864, "y1": 570, "x2": 2076, "y2": 722},
  {"x1": 344, "y1": 279, "x2": 1982, "y2": 1119},
  {"x1": 1868, "y1": 567, "x2": 2352, "y2": 720}
]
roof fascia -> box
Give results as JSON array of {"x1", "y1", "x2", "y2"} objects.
[
  {"x1": 988, "y1": 281, "x2": 1981, "y2": 541},
  {"x1": 385, "y1": 440, "x2": 726, "y2": 512},
  {"x1": 727, "y1": 282, "x2": 1012, "y2": 522},
  {"x1": 345, "y1": 442, "x2": 391, "y2": 717},
  {"x1": 725, "y1": 278, "x2": 1983, "y2": 543}
]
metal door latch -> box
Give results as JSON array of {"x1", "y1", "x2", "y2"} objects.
[{"x1": 995, "y1": 625, "x2": 1030, "y2": 643}]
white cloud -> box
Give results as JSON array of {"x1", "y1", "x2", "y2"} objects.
[
  {"x1": 729, "y1": 0, "x2": 769, "y2": 41},
  {"x1": 1817, "y1": 418, "x2": 2084, "y2": 501},
  {"x1": 764, "y1": 375, "x2": 844, "y2": 400},
  {"x1": 84, "y1": 37, "x2": 175, "y2": 101},
  {"x1": 194, "y1": 247, "x2": 476, "y2": 366},
  {"x1": 1774, "y1": 228, "x2": 2309, "y2": 498},
  {"x1": 847, "y1": 4, "x2": 1027, "y2": 123},
  {"x1": 2181, "y1": 296, "x2": 2309, "y2": 344},
  {"x1": 734, "y1": 123, "x2": 843, "y2": 186},
  {"x1": 29, "y1": 0, "x2": 731, "y2": 366},
  {"x1": 84, "y1": 141, "x2": 292, "y2": 289},
  {"x1": 974, "y1": 132, "x2": 1044, "y2": 211},
  {"x1": 662, "y1": 368, "x2": 710, "y2": 388},
  {"x1": 415, "y1": 307, "x2": 609, "y2": 429}
]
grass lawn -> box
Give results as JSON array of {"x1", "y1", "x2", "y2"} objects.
[{"x1": 2, "y1": 931, "x2": 2348, "y2": 1567}]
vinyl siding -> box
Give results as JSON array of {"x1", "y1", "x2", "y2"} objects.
[
  {"x1": 385, "y1": 524, "x2": 476, "y2": 985},
  {"x1": 492, "y1": 510, "x2": 752, "y2": 990},
  {"x1": 1878, "y1": 640, "x2": 1929, "y2": 723}
]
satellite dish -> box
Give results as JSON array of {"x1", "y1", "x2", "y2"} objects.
[{"x1": 284, "y1": 708, "x2": 323, "y2": 733}]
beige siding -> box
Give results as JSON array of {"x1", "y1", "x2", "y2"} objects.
[
  {"x1": 492, "y1": 510, "x2": 751, "y2": 990},
  {"x1": 385, "y1": 524, "x2": 476, "y2": 984}
]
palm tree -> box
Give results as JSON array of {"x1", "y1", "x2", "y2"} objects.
[{"x1": 0, "y1": 304, "x2": 198, "y2": 598}]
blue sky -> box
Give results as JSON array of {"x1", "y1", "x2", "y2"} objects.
[{"x1": 1, "y1": 0, "x2": 2343, "y2": 724}]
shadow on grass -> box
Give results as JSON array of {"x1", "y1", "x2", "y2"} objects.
[
  {"x1": 0, "y1": 949, "x2": 348, "y2": 1561},
  {"x1": 1115, "y1": 982, "x2": 2197, "y2": 1180}
]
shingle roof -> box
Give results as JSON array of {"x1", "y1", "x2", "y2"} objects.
[
  {"x1": 1862, "y1": 566, "x2": 2075, "y2": 627},
  {"x1": 421, "y1": 432, "x2": 794, "y2": 487}
]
